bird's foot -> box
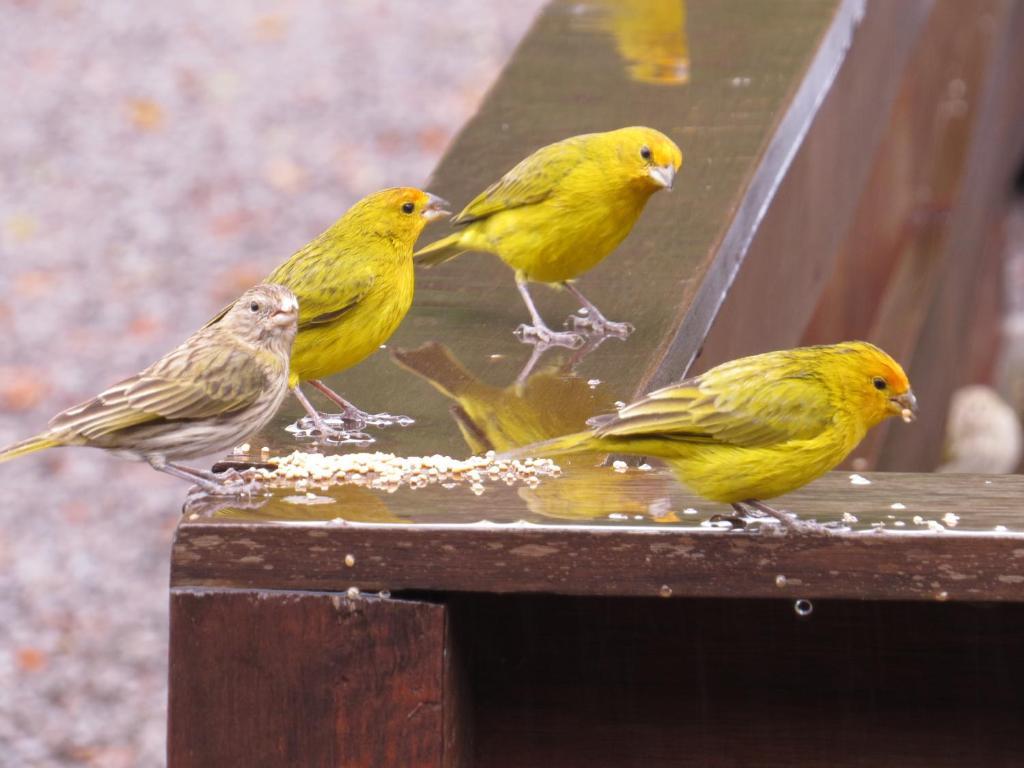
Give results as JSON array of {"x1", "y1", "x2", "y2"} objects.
[
  {"x1": 566, "y1": 308, "x2": 635, "y2": 340},
  {"x1": 514, "y1": 323, "x2": 585, "y2": 350},
  {"x1": 197, "y1": 468, "x2": 265, "y2": 497},
  {"x1": 286, "y1": 413, "x2": 376, "y2": 445},
  {"x1": 744, "y1": 500, "x2": 836, "y2": 536}
]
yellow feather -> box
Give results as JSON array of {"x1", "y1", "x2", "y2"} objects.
[
  {"x1": 415, "y1": 126, "x2": 683, "y2": 284},
  {"x1": 505, "y1": 342, "x2": 916, "y2": 504}
]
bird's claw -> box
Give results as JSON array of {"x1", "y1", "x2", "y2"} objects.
[
  {"x1": 286, "y1": 416, "x2": 376, "y2": 446},
  {"x1": 198, "y1": 472, "x2": 265, "y2": 497},
  {"x1": 566, "y1": 311, "x2": 635, "y2": 340},
  {"x1": 514, "y1": 323, "x2": 585, "y2": 350}
]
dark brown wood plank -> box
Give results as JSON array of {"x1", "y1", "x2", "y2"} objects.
[
  {"x1": 456, "y1": 595, "x2": 1024, "y2": 768},
  {"x1": 167, "y1": 589, "x2": 450, "y2": 767},
  {"x1": 172, "y1": 471, "x2": 1024, "y2": 603}
]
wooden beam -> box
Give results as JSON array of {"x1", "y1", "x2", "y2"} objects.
[{"x1": 167, "y1": 589, "x2": 459, "y2": 767}]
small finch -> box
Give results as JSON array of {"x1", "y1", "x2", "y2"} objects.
[
  {"x1": 211, "y1": 187, "x2": 449, "y2": 441},
  {"x1": 501, "y1": 342, "x2": 918, "y2": 531},
  {"x1": 415, "y1": 126, "x2": 682, "y2": 348},
  {"x1": 0, "y1": 284, "x2": 298, "y2": 495}
]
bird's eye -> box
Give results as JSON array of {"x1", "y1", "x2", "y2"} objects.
[
  {"x1": 872, "y1": 377, "x2": 887, "y2": 390},
  {"x1": 249, "y1": 301, "x2": 260, "y2": 313},
  {"x1": 640, "y1": 145, "x2": 652, "y2": 161},
  {"x1": 401, "y1": 202, "x2": 415, "y2": 214}
]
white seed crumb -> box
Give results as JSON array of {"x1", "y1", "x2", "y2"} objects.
[
  {"x1": 612, "y1": 460, "x2": 629, "y2": 473},
  {"x1": 890, "y1": 502, "x2": 906, "y2": 510},
  {"x1": 344, "y1": 554, "x2": 355, "y2": 568},
  {"x1": 347, "y1": 587, "x2": 360, "y2": 598},
  {"x1": 849, "y1": 474, "x2": 871, "y2": 485},
  {"x1": 912, "y1": 515, "x2": 925, "y2": 525},
  {"x1": 942, "y1": 512, "x2": 960, "y2": 528},
  {"x1": 841, "y1": 512, "x2": 858, "y2": 523}
]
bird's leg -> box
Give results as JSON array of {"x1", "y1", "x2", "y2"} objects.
[
  {"x1": 747, "y1": 499, "x2": 834, "y2": 535},
  {"x1": 150, "y1": 458, "x2": 261, "y2": 496},
  {"x1": 308, "y1": 379, "x2": 414, "y2": 429},
  {"x1": 563, "y1": 282, "x2": 634, "y2": 339},
  {"x1": 287, "y1": 385, "x2": 374, "y2": 445},
  {"x1": 513, "y1": 275, "x2": 584, "y2": 350}
]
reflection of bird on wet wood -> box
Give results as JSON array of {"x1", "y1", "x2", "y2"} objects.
[
  {"x1": 503, "y1": 342, "x2": 918, "y2": 532},
  {"x1": 0, "y1": 285, "x2": 299, "y2": 495},
  {"x1": 211, "y1": 188, "x2": 449, "y2": 442},
  {"x1": 578, "y1": 0, "x2": 691, "y2": 85},
  {"x1": 414, "y1": 126, "x2": 682, "y2": 349},
  {"x1": 391, "y1": 341, "x2": 617, "y2": 454}
]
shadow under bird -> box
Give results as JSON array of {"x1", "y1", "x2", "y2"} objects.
[
  {"x1": 210, "y1": 187, "x2": 449, "y2": 442},
  {"x1": 501, "y1": 341, "x2": 918, "y2": 532},
  {"x1": 414, "y1": 126, "x2": 682, "y2": 349},
  {"x1": 0, "y1": 284, "x2": 298, "y2": 495}
]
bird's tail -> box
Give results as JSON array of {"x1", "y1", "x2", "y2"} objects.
[
  {"x1": 413, "y1": 232, "x2": 469, "y2": 267},
  {"x1": 497, "y1": 430, "x2": 605, "y2": 462},
  {"x1": 0, "y1": 432, "x2": 61, "y2": 464}
]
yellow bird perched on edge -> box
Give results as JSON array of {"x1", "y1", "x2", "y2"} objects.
[
  {"x1": 0, "y1": 284, "x2": 298, "y2": 495},
  {"x1": 211, "y1": 187, "x2": 449, "y2": 441},
  {"x1": 502, "y1": 342, "x2": 918, "y2": 531},
  {"x1": 415, "y1": 126, "x2": 682, "y2": 349}
]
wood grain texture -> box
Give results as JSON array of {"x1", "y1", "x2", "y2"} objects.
[
  {"x1": 167, "y1": 589, "x2": 451, "y2": 767},
  {"x1": 456, "y1": 595, "x2": 1024, "y2": 768}
]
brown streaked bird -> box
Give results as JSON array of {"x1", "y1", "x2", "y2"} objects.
[{"x1": 0, "y1": 284, "x2": 298, "y2": 495}]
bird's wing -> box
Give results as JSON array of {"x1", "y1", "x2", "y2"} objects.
[
  {"x1": 593, "y1": 365, "x2": 833, "y2": 448},
  {"x1": 453, "y1": 138, "x2": 585, "y2": 224},
  {"x1": 50, "y1": 334, "x2": 270, "y2": 439},
  {"x1": 263, "y1": 241, "x2": 377, "y2": 331}
]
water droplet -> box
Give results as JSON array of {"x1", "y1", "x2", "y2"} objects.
[
  {"x1": 347, "y1": 586, "x2": 360, "y2": 598},
  {"x1": 935, "y1": 590, "x2": 949, "y2": 602},
  {"x1": 794, "y1": 599, "x2": 813, "y2": 617},
  {"x1": 775, "y1": 574, "x2": 787, "y2": 588},
  {"x1": 659, "y1": 585, "x2": 673, "y2": 598},
  {"x1": 344, "y1": 554, "x2": 355, "y2": 568}
]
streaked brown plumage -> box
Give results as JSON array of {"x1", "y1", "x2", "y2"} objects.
[{"x1": 0, "y1": 284, "x2": 298, "y2": 494}]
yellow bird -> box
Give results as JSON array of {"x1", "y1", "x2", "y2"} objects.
[
  {"x1": 504, "y1": 342, "x2": 918, "y2": 531},
  {"x1": 415, "y1": 126, "x2": 682, "y2": 348},
  {"x1": 212, "y1": 187, "x2": 449, "y2": 440}
]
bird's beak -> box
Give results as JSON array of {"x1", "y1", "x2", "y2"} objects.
[
  {"x1": 648, "y1": 163, "x2": 676, "y2": 190},
  {"x1": 271, "y1": 296, "x2": 299, "y2": 328},
  {"x1": 890, "y1": 390, "x2": 918, "y2": 423},
  {"x1": 422, "y1": 194, "x2": 451, "y2": 222}
]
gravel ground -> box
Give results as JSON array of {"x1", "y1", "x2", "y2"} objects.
[{"x1": 0, "y1": 3, "x2": 542, "y2": 765}]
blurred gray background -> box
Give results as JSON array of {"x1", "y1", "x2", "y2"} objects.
[{"x1": 0, "y1": 2, "x2": 543, "y2": 765}]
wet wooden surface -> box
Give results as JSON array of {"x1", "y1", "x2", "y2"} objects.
[{"x1": 173, "y1": 470, "x2": 1024, "y2": 603}]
